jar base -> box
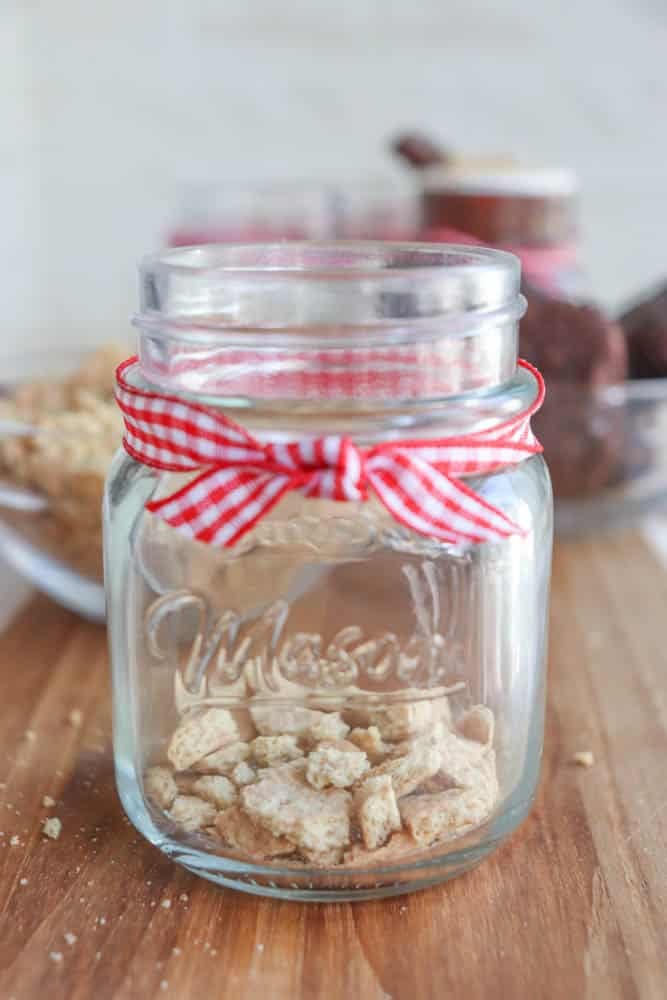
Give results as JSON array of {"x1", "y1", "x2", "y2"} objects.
[{"x1": 118, "y1": 766, "x2": 535, "y2": 901}]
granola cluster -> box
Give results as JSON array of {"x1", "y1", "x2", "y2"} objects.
[
  {"x1": 0, "y1": 345, "x2": 125, "y2": 579},
  {"x1": 145, "y1": 696, "x2": 498, "y2": 867}
]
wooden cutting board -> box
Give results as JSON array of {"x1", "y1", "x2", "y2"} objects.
[{"x1": 0, "y1": 533, "x2": 665, "y2": 1000}]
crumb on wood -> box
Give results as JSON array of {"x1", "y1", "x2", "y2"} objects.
[
  {"x1": 9, "y1": 835, "x2": 20, "y2": 846},
  {"x1": 42, "y1": 815, "x2": 62, "y2": 839},
  {"x1": 68, "y1": 708, "x2": 84, "y2": 728},
  {"x1": 161, "y1": 899, "x2": 171, "y2": 909},
  {"x1": 64, "y1": 932, "x2": 77, "y2": 946},
  {"x1": 42, "y1": 795, "x2": 56, "y2": 808},
  {"x1": 571, "y1": 750, "x2": 595, "y2": 768},
  {"x1": 49, "y1": 951, "x2": 63, "y2": 963}
]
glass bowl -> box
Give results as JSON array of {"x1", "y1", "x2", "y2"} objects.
[
  {"x1": 0, "y1": 347, "x2": 124, "y2": 622},
  {"x1": 538, "y1": 380, "x2": 667, "y2": 535}
]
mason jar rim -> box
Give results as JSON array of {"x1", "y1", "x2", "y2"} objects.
[{"x1": 135, "y1": 241, "x2": 524, "y2": 344}]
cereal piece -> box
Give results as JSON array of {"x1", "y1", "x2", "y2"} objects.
[
  {"x1": 42, "y1": 817, "x2": 62, "y2": 840},
  {"x1": 355, "y1": 775, "x2": 401, "y2": 850},
  {"x1": 571, "y1": 750, "x2": 595, "y2": 768},
  {"x1": 169, "y1": 795, "x2": 217, "y2": 833},
  {"x1": 400, "y1": 776, "x2": 498, "y2": 845},
  {"x1": 438, "y1": 731, "x2": 494, "y2": 790},
  {"x1": 215, "y1": 805, "x2": 294, "y2": 858},
  {"x1": 167, "y1": 709, "x2": 239, "y2": 771},
  {"x1": 369, "y1": 741, "x2": 442, "y2": 798},
  {"x1": 347, "y1": 701, "x2": 434, "y2": 741},
  {"x1": 250, "y1": 705, "x2": 325, "y2": 738},
  {"x1": 344, "y1": 832, "x2": 420, "y2": 867},
  {"x1": 231, "y1": 762, "x2": 256, "y2": 786},
  {"x1": 241, "y1": 761, "x2": 351, "y2": 853},
  {"x1": 193, "y1": 742, "x2": 251, "y2": 774},
  {"x1": 42, "y1": 795, "x2": 56, "y2": 808},
  {"x1": 304, "y1": 713, "x2": 350, "y2": 747},
  {"x1": 299, "y1": 846, "x2": 344, "y2": 867},
  {"x1": 144, "y1": 766, "x2": 178, "y2": 810},
  {"x1": 251, "y1": 735, "x2": 304, "y2": 768},
  {"x1": 192, "y1": 775, "x2": 238, "y2": 810},
  {"x1": 348, "y1": 726, "x2": 391, "y2": 764},
  {"x1": 306, "y1": 745, "x2": 369, "y2": 790},
  {"x1": 457, "y1": 705, "x2": 494, "y2": 747}
]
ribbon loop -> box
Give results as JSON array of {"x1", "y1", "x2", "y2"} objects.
[{"x1": 115, "y1": 358, "x2": 544, "y2": 548}]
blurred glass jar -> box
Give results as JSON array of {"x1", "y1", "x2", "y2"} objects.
[
  {"x1": 104, "y1": 243, "x2": 552, "y2": 901},
  {"x1": 167, "y1": 181, "x2": 335, "y2": 246},
  {"x1": 332, "y1": 177, "x2": 419, "y2": 240},
  {"x1": 420, "y1": 165, "x2": 583, "y2": 299}
]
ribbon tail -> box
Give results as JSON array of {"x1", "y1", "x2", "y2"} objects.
[
  {"x1": 146, "y1": 467, "x2": 296, "y2": 547},
  {"x1": 366, "y1": 451, "x2": 524, "y2": 545}
]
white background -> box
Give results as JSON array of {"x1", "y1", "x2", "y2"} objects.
[{"x1": 3, "y1": 0, "x2": 667, "y2": 354}]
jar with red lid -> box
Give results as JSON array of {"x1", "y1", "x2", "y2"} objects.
[{"x1": 420, "y1": 166, "x2": 583, "y2": 299}]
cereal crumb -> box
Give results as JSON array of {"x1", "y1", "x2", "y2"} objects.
[
  {"x1": 160, "y1": 980, "x2": 169, "y2": 991},
  {"x1": 42, "y1": 795, "x2": 56, "y2": 808},
  {"x1": 9, "y1": 835, "x2": 20, "y2": 846},
  {"x1": 19, "y1": 877, "x2": 28, "y2": 885},
  {"x1": 99, "y1": 916, "x2": 107, "y2": 926},
  {"x1": 179, "y1": 893, "x2": 189, "y2": 902},
  {"x1": 49, "y1": 951, "x2": 63, "y2": 963},
  {"x1": 68, "y1": 709, "x2": 83, "y2": 727},
  {"x1": 571, "y1": 750, "x2": 595, "y2": 768},
  {"x1": 42, "y1": 816, "x2": 62, "y2": 839},
  {"x1": 95, "y1": 951, "x2": 102, "y2": 960},
  {"x1": 172, "y1": 946, "x2": 182, "y2": 956},
  {"x1": 161, "y1": 898, "x2": 172, "y2": 909},
  {"x1": 144, "y1": 767, "x2": 177, "y2": 811},
  {"x1": 64, "y1": 932, "x2": 77, "y2": 946},
  {"x1": 256, "y1": 943, "x2": 265, "y2": 952}
]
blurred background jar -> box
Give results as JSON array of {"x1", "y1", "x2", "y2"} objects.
[
  {"x1": 419, "y1": 164, "x2": 583, "y2": 300},
  {"x1": 166, "y1": 181, "x2": 336, "y2": 246},
  {"x1": 332, "y1": 176, "x2": 419, "y2": 240}
]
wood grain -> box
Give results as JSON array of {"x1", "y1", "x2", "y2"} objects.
[{"x1": 0, "y1": 532, "x2": 666, "y2": 1000}]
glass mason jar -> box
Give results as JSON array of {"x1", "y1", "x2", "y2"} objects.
[{"x1": 104, "y1": 243, "x2": 552, "y2": 901}]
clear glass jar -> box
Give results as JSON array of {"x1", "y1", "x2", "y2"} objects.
[
  {"x1": 104, "y1": 243, "x2": 552, "y2": 901},
  {"x1": 166, "y1": 181, "x2": 335, "y2": 246}
]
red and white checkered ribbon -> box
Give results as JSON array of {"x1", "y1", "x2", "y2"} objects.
[{"x1": 115, "y1": 357, "x2": 544, "y2": 548}]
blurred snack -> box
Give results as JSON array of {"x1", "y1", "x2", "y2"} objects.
[
  {"x1": 519, "y1": 293, "x2": 627, "y2": 385},
  {"x1": 618, "y1": 282, "x2": 667, "y2": 379},
  {"x1": 0, "y1": 345, "x2": 125, "y2": 580},
  {"x1": 519, "y1": 292, "x2": 632, "y2": 498}
]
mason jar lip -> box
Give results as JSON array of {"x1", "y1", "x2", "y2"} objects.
[
  {"x1": 135, "y1": 241, "x2": 524, "y2": 348},
  {"x1": 139, "y1": 240, "x2": 520, "y2": 285}
]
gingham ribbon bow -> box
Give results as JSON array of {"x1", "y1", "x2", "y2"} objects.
[{"x1": 115, "y1": 357, "x2": 544, "y2": 548}]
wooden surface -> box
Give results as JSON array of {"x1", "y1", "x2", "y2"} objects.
[{"x1": 0, "y1": 533, "x2": 666, "y2": 1000}]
